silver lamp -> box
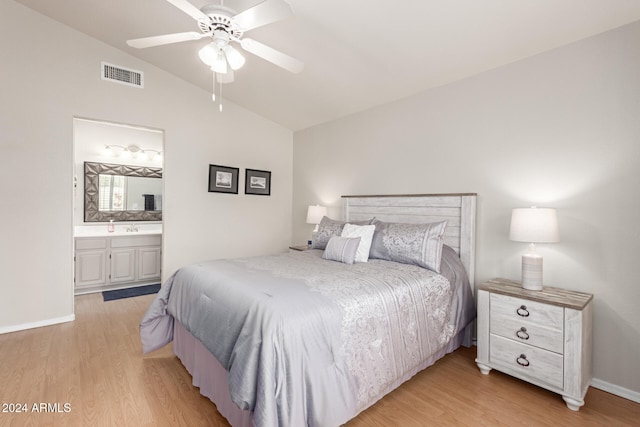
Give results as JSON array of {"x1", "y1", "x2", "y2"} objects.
[{"x1": 509, "y1": 207, "x2": 560, "y2": 291}]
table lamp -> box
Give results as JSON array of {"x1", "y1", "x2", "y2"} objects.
[
  {"x1": 306, "y1": 205, "x2": 327, "y2": 232},
  {"x1": 306, "y1": 205, "x2": 327, "y2": 246},
  {"x1": 509, "y1": 207, "x2": 560, "y2": 290}
]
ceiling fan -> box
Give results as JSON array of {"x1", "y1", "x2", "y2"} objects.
[{"x1": 127, "y1": 0, "x2": 303, "y2": 90}]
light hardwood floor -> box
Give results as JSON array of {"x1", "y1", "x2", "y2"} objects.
[{"x1": 0, "y1": 292, "x2": 638, "y2": 427}]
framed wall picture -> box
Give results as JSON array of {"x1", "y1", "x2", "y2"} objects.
[
  {"x1": 245, "y1": 169, "x2": 271, "y2": 196},
  {"x1": 208, "y1": 164, "x2": 239, "y2": 194}
]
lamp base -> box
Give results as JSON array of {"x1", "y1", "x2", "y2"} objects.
[
  {"x1": 521, "y1": 253, "x2": 543, "y2": 291},
  {"x1": 309, "y1": 230, "x2": 318, "y2": 248}
]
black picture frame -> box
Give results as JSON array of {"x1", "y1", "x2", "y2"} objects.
[
  {"x1": 245, "y1": 169, "x2": 271, "y2": 196},
  {"x1": 208, "y1": 164, "x2": 239, "y2": 194}
]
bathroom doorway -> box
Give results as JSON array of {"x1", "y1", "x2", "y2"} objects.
[{"x1": 72, "y1": 117, "x2": 164, "y2": 296}]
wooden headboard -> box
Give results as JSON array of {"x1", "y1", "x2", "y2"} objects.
[{"x1": 342, "y1": 193, "x2": 477, "y2": 288}]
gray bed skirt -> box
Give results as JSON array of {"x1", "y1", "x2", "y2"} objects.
[
  {"x1": 174, "y1": 321, "x2": 254, "y2": 427},
  {"x1": 173, "y1": 320, "x2": 469, "y2": 427}
]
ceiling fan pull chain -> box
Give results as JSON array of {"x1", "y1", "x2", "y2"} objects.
[
  {"x1": 219, "y1": 78, "x2": 223, "y2": 112},
  {"x1": 211, "y1": 71, "x2": 216, "y2": 102}
]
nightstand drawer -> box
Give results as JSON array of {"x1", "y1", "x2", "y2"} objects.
[
  {"x1": 491, "y1": 293, "x2": 563, "y2": 330},
  {"x1": 490, "y1": 315, "x2": 564, "y2": 353},
  {"x1": 490, "y1": 334, "x2": 564, "y2": 390}
]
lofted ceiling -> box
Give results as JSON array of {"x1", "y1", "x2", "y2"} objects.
[{"x1": 14, "y1": 0, "x2": 640, "y2": 131}]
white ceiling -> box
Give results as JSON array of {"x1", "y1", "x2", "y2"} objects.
[{"x1": 14, "y1": 0, "x2": 640, "y2": 131}]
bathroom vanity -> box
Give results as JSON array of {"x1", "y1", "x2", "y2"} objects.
[{"x1": 74, "y1": 226, "x2": 162, "y2": 295}]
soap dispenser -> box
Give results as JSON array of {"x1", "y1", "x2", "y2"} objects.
[{"x1": 108, "y1": 219, "x2": 115, "y2": 233}]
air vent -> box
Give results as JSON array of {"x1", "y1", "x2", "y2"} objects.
[{"x1": 101, "y1": 62, "x2": 144, "y2": 88}]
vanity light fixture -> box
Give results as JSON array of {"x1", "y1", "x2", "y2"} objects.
[
  {"x1": 103, "y1": 144, "x2": 162, "y2": 162},
  {"x1": 509, "y1": 207, "x2": 560, "y2": 291}
]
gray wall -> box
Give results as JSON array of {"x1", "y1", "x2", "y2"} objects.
[
  {"x1": 0, "y1": 1, "x2": 293, "y2": 331},
  {"x1": 293, "y1": 22, "x2": 640, "y2": 398}
]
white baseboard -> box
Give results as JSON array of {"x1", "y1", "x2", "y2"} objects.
[
  {"x1": 591, "y1": 378, "x2": 640, "y2": 403},
  {"x1": 0, "y1": 314, "x2": 75, "y2": 335}
]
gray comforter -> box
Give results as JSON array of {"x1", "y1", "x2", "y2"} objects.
[{"x1": 140, "y1": 247, "x2": 475, "y2": 427}]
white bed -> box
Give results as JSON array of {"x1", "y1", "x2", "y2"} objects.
[{"x1": 144, "y1": 193, "x2": 477, "y2": 426}]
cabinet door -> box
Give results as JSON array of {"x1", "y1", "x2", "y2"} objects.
[
  {"x1": 75, "y1": 250, "x2": 107, "y2": 288},
  {"x1": 110, "y1": 248, "x2": 136, "y2": 284},
  {"x1": 138, "y1": 247, "x2": 161, "y2": 281}
]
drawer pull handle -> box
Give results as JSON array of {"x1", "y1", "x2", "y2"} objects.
[
  {"x1": 516, "y1": 327, "x2": 530, "y2": 340},
  {"x1": 516, "y1": 305, "x2": 530, "y2": 317},
  {"x1": 516, "y1": 354, "x2": 530, "y2": 367}
]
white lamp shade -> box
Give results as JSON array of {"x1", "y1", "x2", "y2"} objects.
[
  {"x1": 306, "y1": 205, "x2": 327, "y2": 225},
  {"x1": 107, "y1": 145, "x2": 125, "y2": 157},
  {"x1": 509, "y1": 207, "x2": 559, "y2": 243},
  {"x1": 198, "y1": 43, "x2": 218, "y2": 66},
  {"x1": 211, "y1": 51, "x2": 228, "y2": 74},
  {"x1": 223, "y1": 45, "x2": 246, "y2": 70}
]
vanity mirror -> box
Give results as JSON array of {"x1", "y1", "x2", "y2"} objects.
[{"x1": 84, "y1": 161, "x2": 162, "y2": 222}]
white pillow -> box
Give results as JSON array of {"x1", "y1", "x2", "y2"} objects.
[{"x1": 341, "y1": 223, "x2": 376, "y2": 263}]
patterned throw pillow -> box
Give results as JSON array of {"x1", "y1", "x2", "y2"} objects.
[
  {"x1": 369, "y1": 220, "x2": 448, "y2": 272},
  {"x1": 312, "y1": 216, "x2": 373, "y2": 249},
  {"x1": 322, "y1": 236, "x2": 362, "y2": 264}
]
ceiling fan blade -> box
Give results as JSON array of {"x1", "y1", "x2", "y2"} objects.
[
  {"x1": 165, "y1": 0, "x2": 209, "y2": 21},
  {"x1": 240, "y1": 38, "x2": 303, "y2": 73},
  {"x1": 233, "y1": 0, "x2": 293, "y2": 32},
  {"x1": 127, "y1": 32, "x2": 205, "y2": 48}
]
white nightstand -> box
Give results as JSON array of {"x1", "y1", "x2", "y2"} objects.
[{"x1": 475, "y1": 278, "x2": 593, "y2": 411}]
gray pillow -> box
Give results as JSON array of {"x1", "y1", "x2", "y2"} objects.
[
  {"x1": 312, "y1": 216, "x2": 374, "y2": 249},
  {"x1": 369, "y1": 219, "x2": 448, "y2": 272},
  {"x1": 322, "y1": 236, "x2": 362, "y2": 265}
]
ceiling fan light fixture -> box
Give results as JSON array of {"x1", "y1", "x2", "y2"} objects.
[
  {"x1": 211, "y1": 51, "x2": 228, "y2": 74},
  {"x1": 223, "y1": 45, "x2": 246, "y2": 70},
  {"x1": 217, "y1": 68, "x2": 234, "y2": 84},
  {"x1": 198, "y1": 42, "x2": 219, "y2": 66}
]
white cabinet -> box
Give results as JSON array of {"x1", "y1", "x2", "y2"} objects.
[
  {"x1": 75, "y1": 238, "x2": 108, "y2": 288},
  {"x1": 138, "y1": 246, "x2": 162, "y2": 280},
  {"x1": 74, "y1": 234, "x2": 162, "y2": 294},
  {"x1": 475, "y1": 278, "x2": 593, "y2": 411},
  {"x1": 110, "y1": 248, "x2": 137, "y2": 284}
]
